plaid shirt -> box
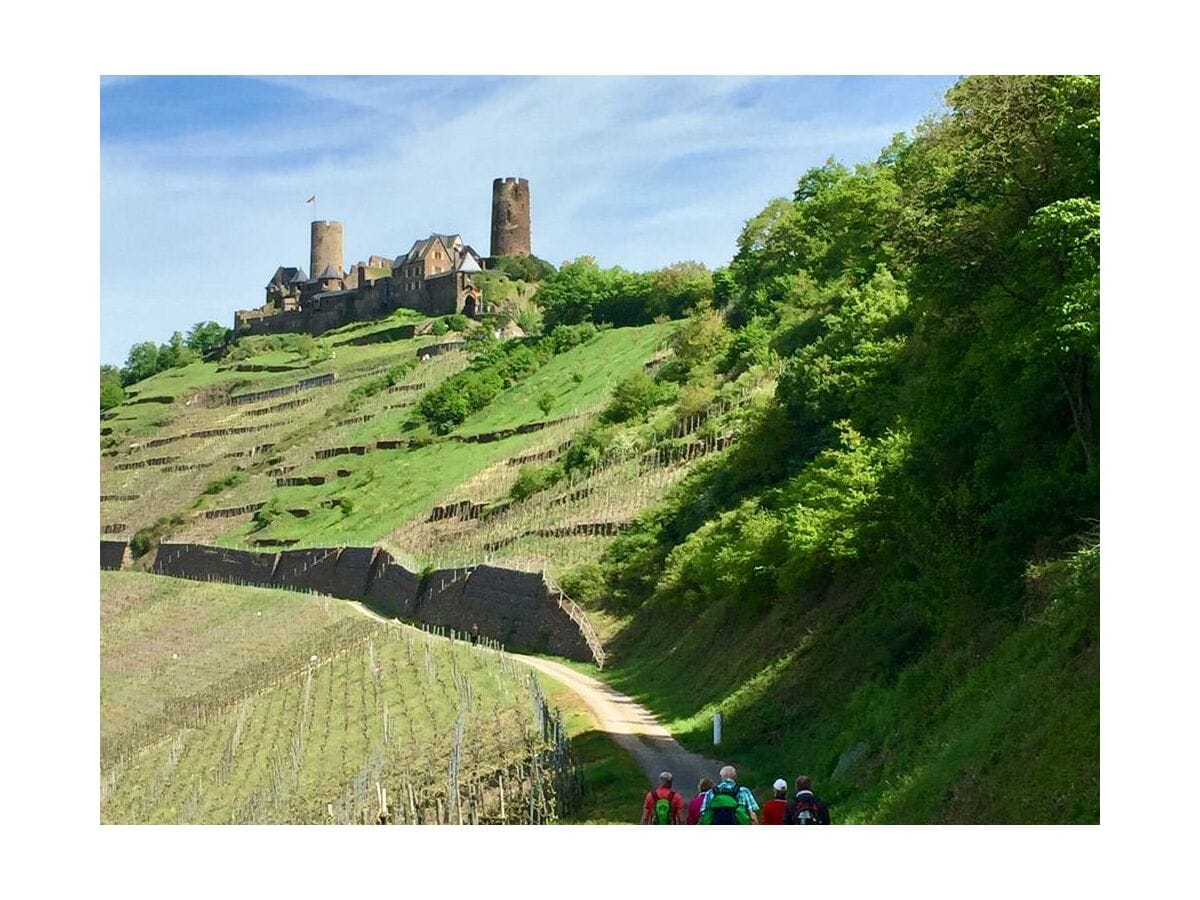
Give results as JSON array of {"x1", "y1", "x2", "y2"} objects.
[{"x1": 699, "y1": 779, "x2": 760, "y2": 813}]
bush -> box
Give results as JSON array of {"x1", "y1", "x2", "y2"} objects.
[
  {"x1": 129, "y1": 513, "x2": 187, "y2": 558},
  {"x1": 418, "y1": 385, "x2": 473, "y2": 434},
  {"x1": 444, "y1": 313, "x2": 470, "y2": 332},
  {"x1": 510, "y1": 463, "x2": 564, "y2": 501},
  {"x1": 201, "y1": 471, "x2": 245, "y2": 496},
  {"x1": 603, "y1": 371, "x2": 665, "y2": 423},
  {"x1": 563, "y1": 426, "x2": 612, "y2": 474},
  {"x1": 251, "y1": 499, "x2": 283, "y2": 532}
]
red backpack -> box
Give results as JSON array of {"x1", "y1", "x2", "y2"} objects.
[{"x1": 791, "y1": 791, "x2": 822, "y2": 825}]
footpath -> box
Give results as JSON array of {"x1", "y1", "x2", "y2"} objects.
[{"x1": 514, "y1": 654, "x2": 721, "y2": 795}]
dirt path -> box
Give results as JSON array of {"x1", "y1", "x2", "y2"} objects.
[
  {"x1": 513, "y1": 654, "x2": 722, "y2": 795},
  {"x1": 347, "y1": 601, "x2": 721, "y2": 793}
]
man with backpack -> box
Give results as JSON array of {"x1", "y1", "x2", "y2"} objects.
[
  {"x1": 641, "y1": 771, "x2": 684, "y2": 824},
  {"x1": 785, "y1": 775, "x2": 831, "y2": 825},
  {"x1": 698, "y1": 765, "x2": 760, "y2": 825}
]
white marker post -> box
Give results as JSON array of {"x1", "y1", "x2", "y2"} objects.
[{"x1": 713, "y1": 711, "x2": 723, "y2": 747}]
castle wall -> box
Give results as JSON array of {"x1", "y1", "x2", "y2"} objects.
[
  {"x1": 425, "y1": 272, "x2": 465, "y2": 316},
  {"x1": 490, "y1": 177, "x2": 531, "y2": 257}
]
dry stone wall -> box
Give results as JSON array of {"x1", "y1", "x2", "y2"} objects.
[
  {"x1": 100, "y1": 540, "x2": 129, "y2": 570},
  {"x1": 103, "y1": 540, "x2": 598, "y2": 663}
]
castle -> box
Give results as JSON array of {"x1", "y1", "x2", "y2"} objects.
[{"x1": 234, "y1": 177, "x2": 532, "y2": 336}]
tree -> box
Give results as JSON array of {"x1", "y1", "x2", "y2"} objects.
[
  {"x1": 121, "y1": 342, "x2": 160, "y2": 385},
  {"x1": 156, "y1": 331, "x2": 197, "y2": 370},
  {"x1": 186, "y1": 321, "x2": 230, "y2": 356},
  {"x1": 100, "y1": 365, "x2": 125, "y2": 410}
]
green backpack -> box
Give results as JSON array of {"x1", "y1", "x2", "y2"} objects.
[
  {"x1": 652, "y1": 789, "x2": 678, "y2": 824},
  {"x1": 700, "y1": 782, "x2": 751, "y2": 825}
]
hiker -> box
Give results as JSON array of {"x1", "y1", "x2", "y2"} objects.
[
  {"x1": 470, "y1": 623, "x2": 481, "y2": 645},
  {"x1": 686, "y1": 778, "x2": 713, "y2": 825},
  {"x1": 698, "y1": 765, "x2": 759, "y2": 824},
  {"x1": 642, "y1": 772, "x2": 684, "y2": 824},
  {"x1": 760, "y1": 778, "x2": 789, "y2": 825},
  {"x1": 785, "y1": 776, "x2": 831, "y2": 825}
]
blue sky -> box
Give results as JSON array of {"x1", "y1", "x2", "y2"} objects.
[{"x1": 100, "y1": 75, "x2": 957, "y2": 365}]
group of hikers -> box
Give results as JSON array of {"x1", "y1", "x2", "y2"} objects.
[{"x1": 641, "y1": 765, "x2": 831, "y2": 825}]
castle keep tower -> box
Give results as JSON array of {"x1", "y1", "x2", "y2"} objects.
[
  {"x1": 310, "y1": 220, "x2": 344, "y2": 278},
  {"x1": 490, "y1": 177, "x2": 531, "y2": 257}
]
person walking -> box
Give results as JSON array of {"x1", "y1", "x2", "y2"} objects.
[
  {"x1": 785, "y1": 775, "x2": 831, "y2": 825},
  {"x1": 760, "y1": 778, "x2": 790, "y2": 825},
  {"x1": 686, "y1": 778, "x2": 713, "y2": 825},
  {"x1": 642, "y1": 771, "x2": 684, "y2": 824},
  {"x1": 698, "y1": 765, "x2": 759, "y2": 824}
]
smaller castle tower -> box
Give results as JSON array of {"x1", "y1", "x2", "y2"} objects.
[
  {"x1": 310, "y1": 220, "x2": 344, "y2": 279},
  {"x1": 490, "y1": 177, "x2": 531, "y2": 258}
]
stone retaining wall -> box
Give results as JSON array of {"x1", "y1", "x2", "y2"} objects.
[
  {"x1": 103, "y1": 540, "x2": 599, "y2": 663},
  {"x1": 100, "y1": 540, "x2": 129, "y2": 570}
]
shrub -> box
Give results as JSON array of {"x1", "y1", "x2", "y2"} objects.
[
  {"x1": 510, "y1": 463, "x2": 564, "y2": 502},
  {"x1": 603, "y1": 371, "x2": 664, "y2": 423},
  {"x1": 563, "y1": 426, "x2": 612, "y2": 474},
  {"x1": 129, "y1": 513, "x2": 187, "y2": 558},
  {"x1": 251, "y1": 499, "x2": 283, "y2": 532},
  {"x1": 201, "y1": 471, "x2": 245, "y2": 496}
]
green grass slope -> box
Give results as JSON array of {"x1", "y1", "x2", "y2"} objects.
[{"x1": 600, "y1": 545, "x2": 1098, "y2": 823}]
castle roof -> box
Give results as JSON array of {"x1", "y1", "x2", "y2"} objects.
[
  {"x1": 456, "y1": 246, "x2": 483, "y2": 273},
  {"x1": 287, "y1": 267, "x2": 308, "y2": 284},
  {"x1": 398, "y1": 233, "x2": 464, "y2": 265},
  {"x1": 266, "y1": 266, "x2": 304, "y2": 289},
  {"x1": 315, "y1": 264, "x2": 342, "y2": 280}
]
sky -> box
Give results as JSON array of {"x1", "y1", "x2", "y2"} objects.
[{"x1": 100, "y1": 75, "x2": 958, "y2": 365}]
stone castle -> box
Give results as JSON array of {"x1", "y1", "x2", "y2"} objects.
[{"x1": 234, "y1": 177, "x2": 531, "y2": 336}]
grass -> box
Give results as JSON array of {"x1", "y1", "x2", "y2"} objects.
[
  {"x1": 589, "y1": 545, "x2": 1099, "y2": 823},
  {"x1": 459, "y1": 322, "x2": 675, "y2": 434}
]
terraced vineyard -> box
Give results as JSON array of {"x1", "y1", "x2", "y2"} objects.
[
  {"x1": 101, "y1": 572, "x2": 578, "y2": 824},
  {"x1": 102, "y1": 314, "x2": 757, "y2": 579}
]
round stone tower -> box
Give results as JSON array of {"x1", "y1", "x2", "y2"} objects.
[
  {"x1": 310, "y1": 220, "x2": 344, "y2": 278},
  {"x1": 490, "y1": 177, "x2": 531, "y2": 258}
]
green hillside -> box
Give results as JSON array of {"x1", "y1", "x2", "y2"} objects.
[{"x1": 101, "y1": 75, "x2": 1100, "y2": 824}]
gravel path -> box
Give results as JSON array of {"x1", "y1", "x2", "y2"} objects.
[{"x1": 513, "y1": 653, "x2": 723, "y2": 796}]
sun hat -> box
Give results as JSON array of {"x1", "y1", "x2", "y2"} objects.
[{"x1": 773, "y1": 778, "x2": 788, "y2": 791}]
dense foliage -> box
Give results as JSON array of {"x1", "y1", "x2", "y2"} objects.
[
  {"x1": 537, "y1": 257, "x2": 713, "y2": 329},
  {"x1": 490, "y1": 254, "x2": 556, "y2": 283},
  {"x1": 604, "y1": 74, "x2": 1099, "y2": 617},
  {"x1": 587, "y1": 76, "x2": 1099, "y2": 820}
]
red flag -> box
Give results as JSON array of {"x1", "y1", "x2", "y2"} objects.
[{"x1": 306, "y1": 195, "x2": 316, "y2": 203}]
